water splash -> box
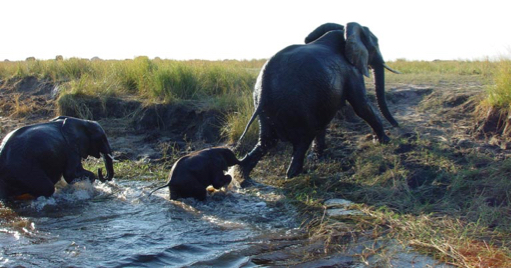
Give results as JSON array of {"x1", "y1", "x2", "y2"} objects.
[{"x1": 1, "y1": 178, "x2": 298, "y2": 267}]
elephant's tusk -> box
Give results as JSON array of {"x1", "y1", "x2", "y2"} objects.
[
  {"x1": 384, "y1": 64, "x2": 401, "y2": 74},
  {"x1": 107, "y1": 153, "x2": 119, "y2": 162}
]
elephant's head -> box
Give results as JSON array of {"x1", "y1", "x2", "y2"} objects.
[
  {"x1": 211, "y1": 147, "x2": 239, "y2": 189},
  {"x1": 217, "y1": 147, "x2": 241, "y2": 171},
  {"x1": 305, "y1": 23, "x2": 345, "y2": 44},
  {"x1": 52, "y1": 116, "x2": 115, "y2": 182},
  {"x1": 344, "y1": 22, "x2": 400, "y2": 127},
  {"x1": 305, "y1": 22, "x2": 400, "y2": 127}
]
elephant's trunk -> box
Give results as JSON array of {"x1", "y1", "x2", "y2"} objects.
[
  {"x1": 98, "y1": 152, "x2": 115, "y2": 182},
  {"x1": 374, "y1": 64, "x2": 399, "y2": 127}
]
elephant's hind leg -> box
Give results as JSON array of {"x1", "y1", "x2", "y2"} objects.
[
  {"x1": 17, "y1": 172, "x2": 56, "y2": 198},
  {"x1": 287, "y1": 138, "x2": 314, "y2": 179},
  {"x1": 170, "y1": 176, "x2": 208, "y2": 201},
  {"x1": 311, "y1": 129, "x2": 326, "y2": 158},
  {"x1": 240, "y1": 118, "x2": 278, "y2": 180},
  {"x1": 171, "y1": 185, "x2": 207, "y2": 201}
]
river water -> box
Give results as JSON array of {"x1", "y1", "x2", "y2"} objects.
[{"x1": 0, "y1": 178, "x2": 299, "y2": 267}]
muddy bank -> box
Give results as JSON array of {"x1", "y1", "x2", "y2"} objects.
[
  {"x1": 0, "y1": 76, "x2": 496, "y2": 156},
  {"x1": 1, "y1": 77, "x2": 227, "y2": 161}
]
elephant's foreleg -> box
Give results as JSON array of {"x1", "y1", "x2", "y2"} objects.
[
  {"x1": 64, "y1": 166, "x2": 96, "y2": 184},
  {"x1": 79, "y1": 170, "x2": 96, "y2": 183},
  {"x1": 63, "y1": 154, "x2": 97, "y2": 183},
  {"x1": 212, "y1": 174, "x2": 232, "y2": 189},
  {"x1": 347, "y1": 93, "x2": 390, "y2": 143}
]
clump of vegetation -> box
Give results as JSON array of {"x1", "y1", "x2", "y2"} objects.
[
  {"x1": 475, "y1": 60, "x2": 511, "y2": 138},
  {"x1": 485, "y1": 60, "x2": 511, "y2": 109}
]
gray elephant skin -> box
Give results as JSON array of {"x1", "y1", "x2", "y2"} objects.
[
  {"x1": 0, "y1": 116, "x2": 115, "y2": 199},
  {"x1": 150, "y1": 147, "x2": 240, "y2": 201},
  {"x1": 239, "y1": 22, "x2": 400, "y2": 179}
]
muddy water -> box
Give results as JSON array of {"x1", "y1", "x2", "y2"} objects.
[{"x1": 0, "y1": 179, "x2": 298, "y2": 267}]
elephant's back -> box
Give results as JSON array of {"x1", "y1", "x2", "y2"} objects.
[
  {"x1": 168, "y1": 154, "x2": 207, "y2": 185},
  {"x1": 258, "y1": 45, "x2": 345, "y2": 140},
  {"x1": 0, "y1": 123, "x2": 64, "y2": 163},
  {"x1": 0, "y1": 126, "x2": 33, "y2": 157},
  {"x1": 263, "y1": 44, "x2": 344, "y2": 98}
]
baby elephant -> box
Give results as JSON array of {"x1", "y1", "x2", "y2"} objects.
[{"x1": 150, "y1": 147, "x2": 240, "y2": 201}]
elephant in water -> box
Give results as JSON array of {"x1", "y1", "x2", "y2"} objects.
[
  {"x1": 150, "y1": 147, "x2": 240, "y2": 201},
  {"x1": 238, "y1": 22, "x2": 400, "y2": 180},
  {"x1": 0, "y1": 116, "x2": 115, "y2": 199}
]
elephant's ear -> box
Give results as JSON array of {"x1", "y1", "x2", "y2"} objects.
[
  {"x1": 60, "y1": 118, "x2": 90, "y2": 159},
  {"x1": 345, "y1": 22, "x2": 370, "y2": 77},
  {"x1": 219, "y1": 148, "x2": 240, "y2": 167},
  {"x1": 305, "y1": 23, "x2": 344, "y2": 44},
  {"x1": 50, "y1": 116, "x2": 70, "y2": 122}
]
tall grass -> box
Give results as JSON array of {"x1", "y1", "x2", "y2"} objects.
[
  {"x1": 388, "y1": 58, "x2": 495, "y2": 75},
  {"x1": 0, "y1": 58, "x2": 102, "y2": 81},
  {"x1": 147, "y1": 60, "x2": 255, "y2": 103},
  {"x1": 0, "y1": 57, "x2": 264, "y2": 101},
  {"x1": 0, "y1": 57, "x2": 263, "y2": 142},
  {"x1": 221, "y1": 90, "x2": 258, "y2": 145},
  {"x1": 384, "y1": 59, "x2": 496, "y2": 85},
  {"x1": 482, "y1": 59, "x2": 511, "y2": 111}
]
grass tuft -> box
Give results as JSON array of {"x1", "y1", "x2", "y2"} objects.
[
  {"x1": 474, "y1": 60, "x2": 511, "y2": 138},
  {"x1": 482, "y1": 60, "x2": 511, "y2": 111}
]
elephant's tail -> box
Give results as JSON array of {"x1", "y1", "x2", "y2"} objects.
[
  {"x1": 148, "y1": 183, "x2": 170, "y2": 196},
  {"x1": 236, "y1": 105, "x2": 261, "y2": 147}
]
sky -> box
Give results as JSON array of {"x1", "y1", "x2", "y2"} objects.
[{"x1": 1, "y1": 0, "x2": 510, "y2": 62}]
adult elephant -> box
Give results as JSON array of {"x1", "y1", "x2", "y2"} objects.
[
  {"x1": 238, "y1": 22, "x2": 400, "y2": 180},
  {"x1": 0, "y1": 116, "x2": 115, "y2": 199}
]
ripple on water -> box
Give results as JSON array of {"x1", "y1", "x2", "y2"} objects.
[{"x1": 1, "y1": 179, "x2": 298, "y2": 267}]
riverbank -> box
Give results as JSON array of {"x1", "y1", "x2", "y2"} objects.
[{"x1": 2, "y1": 59, "x2": 511, "y2": 267}]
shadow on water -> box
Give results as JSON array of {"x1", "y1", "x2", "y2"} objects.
[{"x1": 0, "y1": 177, "x2": 299, "y2": 267}]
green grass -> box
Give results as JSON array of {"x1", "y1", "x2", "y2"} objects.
[
  {"x1": 3, "y1": 57, "x2": 511, "y2": 266},
  {"x1": 383, "y1": 59, "x2": 496, "y2": 85},
  {"x1": 0, "y1": 57, "x2": 263, "y2": 143},
  {"x1": 0, "y1": 57, "x2": 263, "y2": 141},
  {"x1": 0, "y1": 57, "x2": 500, "y2": 142},
  {"x1": 472, "y1": 59, "x2": 511, "y2": 138},
  {"x1": 388, "y1": 58, "x2": 495, "y2": 76},
  {"x1": 482, "y1": 59, "x2": 511, "y2": 111},
  {"x1": 281, "y1": 135, "x2": 511, "y2": 267},
  {"x1": 0, "y1": 57, "x2": 263, "y2": 101}
]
